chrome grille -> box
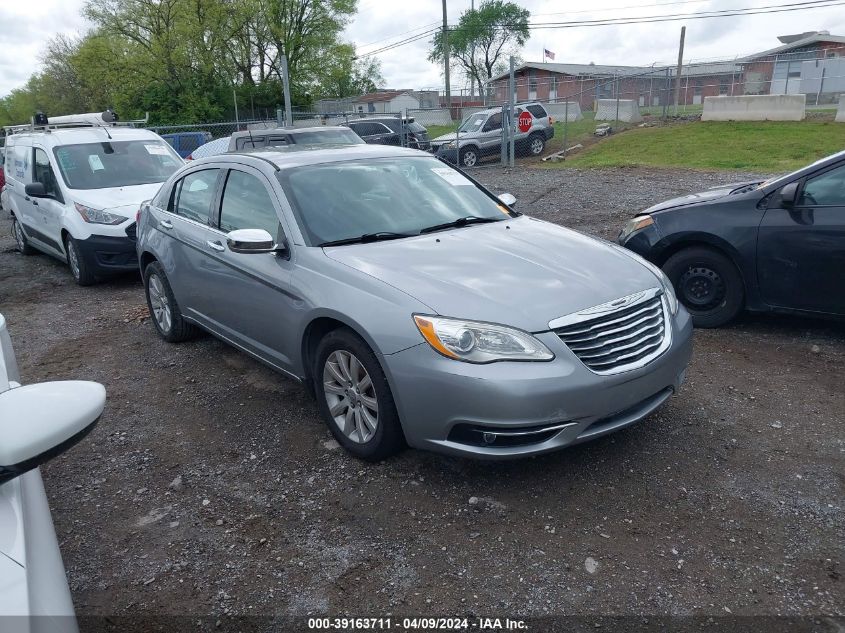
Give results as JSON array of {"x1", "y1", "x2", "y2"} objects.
[{"x1": 551, "y1": 288, "x2": 669, "y2": 374}]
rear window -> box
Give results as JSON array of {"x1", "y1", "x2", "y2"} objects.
[
  {"x1": 291, "y1": 129, "x2": 363, "y2": 145},
  {"x1": 526, "y1": 105, "x2": 547, "y2": 119}
]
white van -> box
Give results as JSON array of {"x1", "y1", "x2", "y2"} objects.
[{"x1": 3, "y1": 112, "x2": 183, "y2": 285}]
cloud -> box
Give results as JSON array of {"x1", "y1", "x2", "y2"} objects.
[{"x1": 3, "y1": 0, "x2": 845, "y2": 98}]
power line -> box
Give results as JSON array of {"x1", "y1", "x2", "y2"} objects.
[{"x1": 355, "y1": 20, "x2": 441, "y2": 53}]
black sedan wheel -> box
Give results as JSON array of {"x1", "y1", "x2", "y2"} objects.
[{"x1": 663, "y1": 246, "x2": 744, "y2": 328}]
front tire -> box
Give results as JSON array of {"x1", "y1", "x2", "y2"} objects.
[
  {"x1": 64, "y1": 234, "x2": 96, "y2": 286},
  {"x1": 459, "y1": 147, "x2": 479, "y2": 168},
  {"x1": 11, "y1": 216, "x2": 34, "y2": 255},
  {"x1": 663, "y1": 246, "x2": 744, "y2": 328},
  {"x1": 314, "y1": 328, "x2": 404, "y2": 461},
  {"x1": 143, "y1": 261, "x2": 197, "y2": 342}
]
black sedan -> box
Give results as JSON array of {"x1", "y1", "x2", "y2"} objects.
[{"x1": 618, "y1": 150, "x2": 845, "y2": 327}]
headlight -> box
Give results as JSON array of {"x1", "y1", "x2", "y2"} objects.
[
  {"x1": 619, "y1": 215, "x2": 654, "y2": 242},
  {"x1": 413, "y1": 315, "x2": 554, "y2": 363},
  {"x1": 444, "y1": 141, "x2": 457, "y2": 149},
  {"x1": 74, "y1": 202, "x2": 125, "y2": 225},
  {"x1": 639, "y1": 258, "x2": 679, "y2": 315}
]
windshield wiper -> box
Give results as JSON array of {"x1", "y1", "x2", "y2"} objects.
[
  {"x1": 319, "y1": 232, "x2": 415, "y2": 247},
  {"x1": 419, "y1": 215, "x2": 503, "y2": 234}
]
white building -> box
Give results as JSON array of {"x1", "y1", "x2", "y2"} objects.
[{"x1": 353, "y1": 90, "x2": 420, "y2": 114}]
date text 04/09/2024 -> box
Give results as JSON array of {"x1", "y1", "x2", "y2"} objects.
[{"x1": 307, "y1": 617, "x2": 528, "y2": 630}]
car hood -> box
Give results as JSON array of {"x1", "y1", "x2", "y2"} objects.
[
  {"x1": 323, "y1": 217, "x2": 660, "y2": 332},
  {"x1": 432, "y1": 132, "x2": 480, "y2": 143},
  {"x1": 71, "y1": 183, "x2": 164, "y2": 219},
  {"x1": 643, "y1": 180, "x2": 763, "y2": 214}
]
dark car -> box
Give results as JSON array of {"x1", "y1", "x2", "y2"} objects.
[
  {"x1": 343, "y1": 117, "x2": 431, "y2": 151},
  {"x1": 0, "y1": 148, "x2": 5, "y2": 209},
  {"x1": 618, "y1": 150, "x2": 845, "y2": 327},
  {"x1": 228, "y1": 126, "x2": 363, "y2": 151},
  {"x1": 161, "y1": 131, "x2": 213, "y2": 158}
]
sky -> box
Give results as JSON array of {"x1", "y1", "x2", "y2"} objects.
[{"x1": 2, "y1": 0, "x2": 845, "y2": 97}]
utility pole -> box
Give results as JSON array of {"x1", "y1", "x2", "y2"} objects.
[
  {"x1": 442, "y1": 0, "x2": 451, "y2": 113},
  {"x1": 280, "y1": 52, "x2": 293, "y2": 127},
  {"x1": 673, "y1": 26, "x2": 686, "y2": 116}
]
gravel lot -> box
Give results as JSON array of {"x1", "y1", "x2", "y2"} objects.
[{"x1": 1, "y1": 166, "x2": 843, "y2": 629}]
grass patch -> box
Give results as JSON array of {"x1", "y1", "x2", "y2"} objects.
[{"x1": 560, "y1": 120, "x2": 845, "y2": 171}]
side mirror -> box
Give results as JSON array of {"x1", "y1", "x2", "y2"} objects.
[
  {"x1": 780, "y1": 182, "x2": 799, "y2": 207},
  {"x1": 25, "y1": 182, "x2": 47, "y2": 198},
  {"x1": 498, "y1": 193, "x2": 517, "y2": 208},
  {"x1": 226, "y1": 228, "x2": 284, "y2": 255},
  {"x1": 0, "y1": 381, "x2": 106, "y2": 485}
]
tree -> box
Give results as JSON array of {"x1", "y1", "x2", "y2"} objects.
[
  {"x1": 318, "y1": 48, "x2": 384, "y2": 98},
  {"x1": 428, "y1": 0, "x2": 530, "y2": 97}
]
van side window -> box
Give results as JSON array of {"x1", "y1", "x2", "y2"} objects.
[
  {"x1": 33, "y1": 148, "x2": 61, "y2": 198},
  {"x1": 174, "y1": 169, "x2": 220, "y2": 224}
]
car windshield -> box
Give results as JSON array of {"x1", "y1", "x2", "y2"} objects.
[
  {"x1": 53, "y1": 140, "x2": 182, "y2": 190},
  {"x1": 293, "y1": 129, "x2": 364, "y2": 145},
  {"x1": 279, "y1": 157, "x2": 512, "y2": 246},
  {"x1": 458, "y1": 113, "x2": 487, "y2": 133}
]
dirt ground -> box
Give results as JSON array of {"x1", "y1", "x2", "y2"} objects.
[{"x1": 1, "y1": 166, "x2": 842, "y2": 629}]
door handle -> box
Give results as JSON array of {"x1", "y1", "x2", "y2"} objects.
[
  {"x1": 24, "y1": 196, "x2": 30, "y2": 201},
  {"x1": 159, "y1": 219, "x2": 173, "y2": 229},
  {"x1": 32, "y1": 200, "x2": 38, "y2": 206},
  {"x1": 206, "y1": 240, "x2": 225, "y2": 252}
]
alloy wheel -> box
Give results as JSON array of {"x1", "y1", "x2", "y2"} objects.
[
  {"x1": 462, "y1": 150, "x2": 477, "y2": 168},
  {"x1": 13, "y1": 220, "x2": 25, "y2": 252},
  {"x1": 148, "y1": 274, "x2": 173, "y2": 333},
  {"x1": 322, "y1": 350, "x2": 379, "y2": 444},
  {"x1": 67, "y1": 240, "x2": 81, "y2": 280},
  {"x1": 530, "y1": 137, "x2": 544, "y2": 154}
]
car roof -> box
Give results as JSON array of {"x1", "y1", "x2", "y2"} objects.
[
  {"x1": 6, "y1": 126, "x2": 162, "y2": 146},
  {"x1": 192, "y1": 143, "x2": 434, "y2": 171},
  {"x1": 230, "y1": 126, "x2": 352, "y2": 139}
]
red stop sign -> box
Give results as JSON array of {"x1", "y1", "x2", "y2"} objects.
[{"x1": 518, "y1": 110, "x2": 533, "y2": 133}]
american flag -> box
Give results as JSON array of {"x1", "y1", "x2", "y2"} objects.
[{"x1": 544, "y1": 49, "x2": 556, "y2": 61}]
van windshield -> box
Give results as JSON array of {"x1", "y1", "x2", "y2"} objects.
[{"x1": 53, "y1": 140, "x2": 182, "y2": 190}]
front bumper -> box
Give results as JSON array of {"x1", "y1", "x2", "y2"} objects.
[
  {"x1": 383, "y1": 308, "x2": 693, "y2": 459},
  {"x1": 617, "y1": 223, "x2": 660, "y2": 259},
  {"x1": 75, "y1": 230, "x2": 139, "y2": 276}
]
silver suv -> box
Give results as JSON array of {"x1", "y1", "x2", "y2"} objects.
[
  {"x1": 431, "y1": 102, "x2": 555, "y2": 167},
  {"x1": 136, "y1": 144, "x2": 692, "y2": 461}
]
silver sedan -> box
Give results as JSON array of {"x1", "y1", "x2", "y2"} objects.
[{"x1": 137, "y1": 144, "x2": 692, "y2": 460}]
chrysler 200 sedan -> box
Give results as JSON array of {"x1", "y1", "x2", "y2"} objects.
[{"x1": 137, "y1": 144, "x2": 692, "y2": 460}]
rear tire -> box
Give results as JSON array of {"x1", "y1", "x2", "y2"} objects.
[
  {"x1": 314, "y1": 328, "x2": 404, "y2": 461},
  {"x1": 143, "y1": 261, "x2": 197, "y2": 342},
  {"x1": 64, "y1": 234, "x2": 96, "y2": 286},
  {"x1": 663, "y1": 246, "x2": 744, "y2": 328},
  {"x1": 11, "y1": 216, "x2": 34, "y2": 255},
  {"x1": 527, "y1": 133, "x2": 546, "y2": 156}
]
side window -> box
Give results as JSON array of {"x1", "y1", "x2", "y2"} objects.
[
  {"x1": 218, "y1": 170, "x2": 281, "y2": 238},
  {"x1": 33, "y1": 148, "x2": 60, "y2": 198},
  {"x1": 483, "y1": 113, "x2": 503, "y2": 132},
  {"x1": 174, "y1": 169, "x2": 219, "y2": 224},
  {"x1": 12, "y1": 144, "x2": 31, "y2": 183},
  {"x1": 265, "y1": 136, "x2": 289, "y2": 148},
  {"x1": 237, "y1": 135, "x2": 266, "y2": 150},
  {"x1": 799, "y1": 164, "x2": 845, "y2": 207}
]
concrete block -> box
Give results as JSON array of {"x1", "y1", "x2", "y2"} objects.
[{"x1": 702, "y1": 94, "x2": 806, "y2": 121}]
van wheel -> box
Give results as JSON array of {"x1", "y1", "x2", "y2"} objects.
[
  {"x1": 11, "y1": 217, "x2": 34, "y2": 255},
  {"x1": 459, "y1": 147, "x2": 478, "y2": 168},
  {"x1": 663, "y1": 246, "x2": 744, "y2": 328},
  {"x1": 64, "y1": 234, "x2": 96, "y2": 286},
  {"x1": 528, "y1": 133, "x2": 546, "y2": 156},
  {"x1": 314, "y1": 328, "x2": 405, "y2": 461},
  {"x1": 143, "y1": 261, "x2": 197, "y2": 342}
]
